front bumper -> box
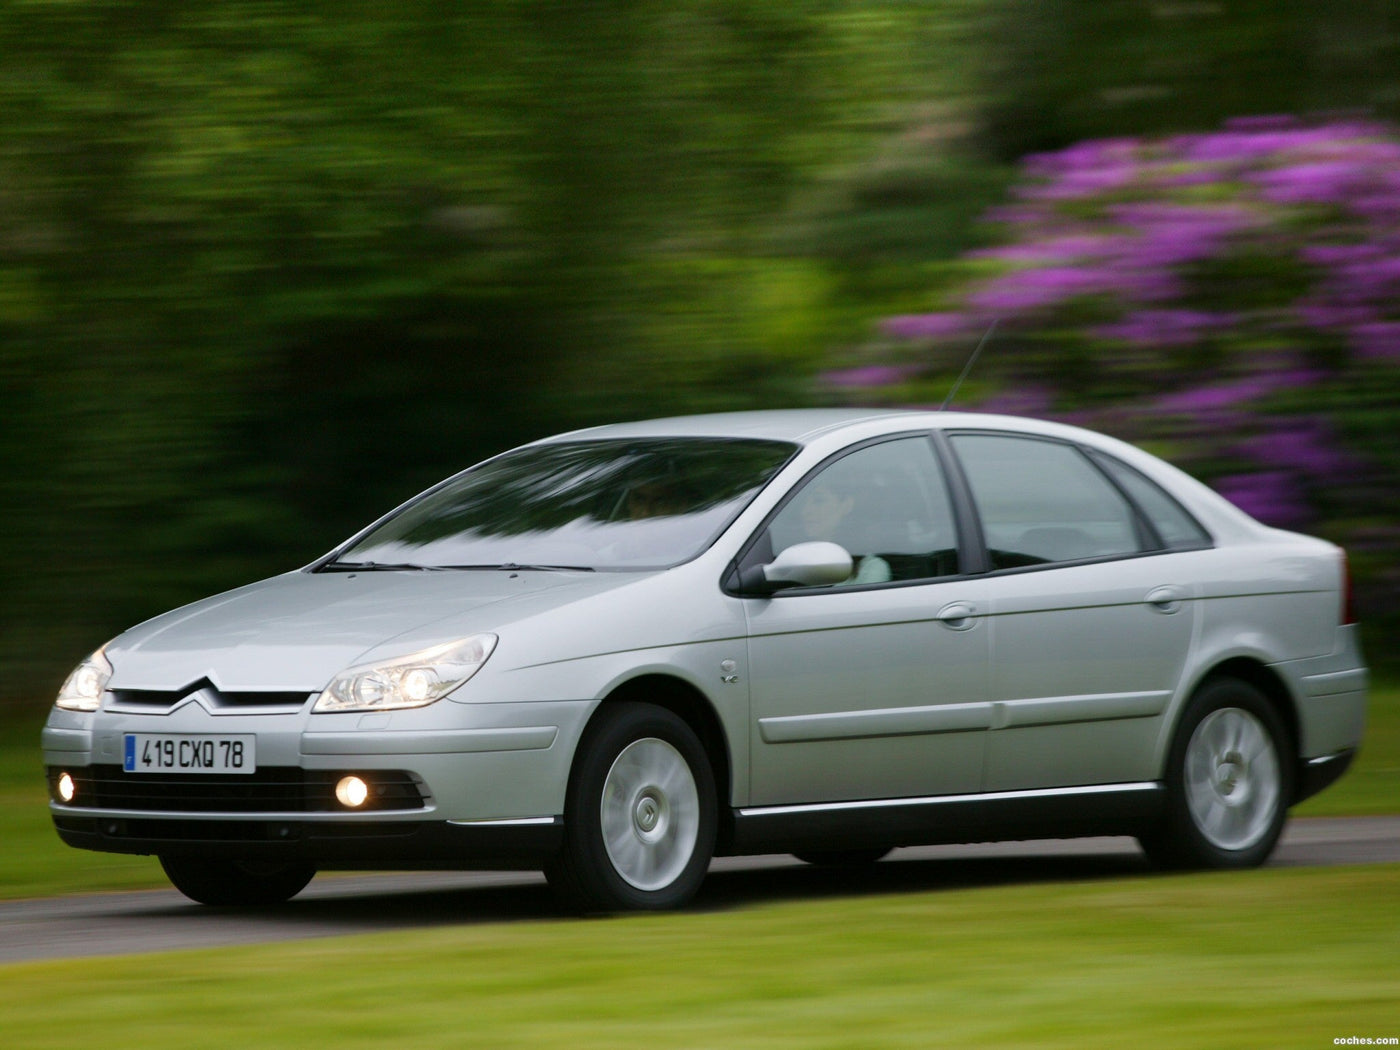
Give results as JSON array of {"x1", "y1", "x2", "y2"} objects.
[
  {"x1": 43, "y1": 695, "x2": 593, "y2": 868},
  {"x1": 50, "y1": 811, "x2": 563, "y2": 869}
]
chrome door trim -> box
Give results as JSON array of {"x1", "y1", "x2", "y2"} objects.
[
  {"x1": 448, "y1": 815, "x2": 559, "y2": 827},
  {"x1": 990, "y1": 690, "x2": 1170, "y2": 729},
  {"x1": 757, "y1": 701, "x2": 993, "y2": 743},
  {"x1": 756, "y1": 690, "x2": 1169, "y2": 744},
  {"x1": 737, "y1": 780, "x2": 1159, "y2": 818}
]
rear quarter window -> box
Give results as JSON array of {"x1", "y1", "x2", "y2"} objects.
[{"x1": 1088, "y1": 450, "x2": 1212, "y2": 550}]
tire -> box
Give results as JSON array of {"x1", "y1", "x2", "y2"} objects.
[
  {"x1": 1139, "y1": 678, "x2": 1293, "y2": 870},
  {"x1": 159, "y1": 856, "x2": 316, "y2": 906},
  {"x1": 546, "y1": 702, "x2": 717, "y2": 912},
  {"x1": 793, "y1": 848, "x2": 892, "y2": 867}
]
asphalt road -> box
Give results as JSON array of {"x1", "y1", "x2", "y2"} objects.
[{"x1": 2, "y1": 815, "x2": 1397, "y2": 965}]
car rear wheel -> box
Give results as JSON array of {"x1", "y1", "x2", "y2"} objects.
[
  {"x1": 159, "y1": 856, "x2": 316, "y2": 906},
  {"x1": 1139, "y1": 678, "x2": 1293, "y2": 870},
  {"x1": 546, "y1": 702, "x2": 716, "y2": 912}
]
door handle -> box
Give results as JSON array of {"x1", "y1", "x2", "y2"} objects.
[
  {"x1": 935, "y1": 601, "x2": 978, "y2": 631},
  {"x1": 1145, "y1": 586, "x2": 1185, "y2": 613}
]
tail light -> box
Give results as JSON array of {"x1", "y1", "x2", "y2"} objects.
[{"x1": 1340, "y1": 550, "x2": 1357, "y2": 625}]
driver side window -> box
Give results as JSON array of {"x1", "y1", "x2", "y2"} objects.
[{"x1": 766, "y1": 437, "x2": 959, "y2": 587}]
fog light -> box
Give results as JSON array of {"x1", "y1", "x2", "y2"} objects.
[
  {"x1": 335, "y1": 775, "x2": 370, "y2": 808},
  {"x1": 57, "y1": 772, "x2": 76, "y2": 803}
]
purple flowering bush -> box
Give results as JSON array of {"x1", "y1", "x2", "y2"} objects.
[{"x1": 823, "y1": 116, "x2": 1400, "y2": 625}]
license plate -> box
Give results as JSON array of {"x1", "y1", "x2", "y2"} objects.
[{"x1": 123, "y1": 734, "x2": 256, "y2": 774}]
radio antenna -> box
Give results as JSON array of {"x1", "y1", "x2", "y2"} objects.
[{"x1": 939, "y1": 319, "x2": 998, "y2": 411}]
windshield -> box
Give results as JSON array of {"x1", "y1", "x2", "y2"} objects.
[{"x1": 327, "y1": 437, "x2": 797, "y2": 571}]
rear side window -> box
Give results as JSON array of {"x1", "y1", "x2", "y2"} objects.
[
  {"x1": 950, "y1": 434, "x2": 1144, "y2": 568},
  {"x1": 1089, "y1": 451, "x2": 1212, "y2": 550}
]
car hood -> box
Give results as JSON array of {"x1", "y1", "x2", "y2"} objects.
[{"x1": 105, "y1": 569, "x2": 646, "y2": 692}]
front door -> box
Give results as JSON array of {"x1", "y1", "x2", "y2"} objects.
[{"x1": 742, "y1": 435, "x2": 990, "y2": 806}]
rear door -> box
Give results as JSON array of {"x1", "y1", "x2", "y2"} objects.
[{"x1": 946, "y1": 432, "x2": 1204, "y2": 791}]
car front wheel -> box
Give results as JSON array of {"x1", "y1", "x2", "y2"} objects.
[
  {"x1": 547, "y1": 702, "x2": 717, "y2": 912},
  {"x1": 1140, "y1": 678, "x2": 1293, "y2": 870},
  {"x1": 159, "y1": 856, "x2": 316, "y2": 906}
]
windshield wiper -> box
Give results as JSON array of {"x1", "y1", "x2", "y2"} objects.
[
  {"x1": 441, "y1": 563, "x2": 596, "y2": 573},
  {"x1": 317, "y1": 561, "x2": 444, "y2": 573}
]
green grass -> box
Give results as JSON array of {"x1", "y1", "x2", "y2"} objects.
[
  {"x1": 3, "y1": 683, "x2": 1396, "y2": 900},
  {"x1": 1, "y1": 865, "x2": 1397, "y2": 1048},
  {"x1": 1, "y1": 712, "x2": 163, "y2": 897}
]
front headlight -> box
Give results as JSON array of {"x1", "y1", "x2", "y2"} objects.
[
  {"x1": 313, "y1": 634, "x2": 498, "y2": 713},
  {"x1": 56, "y1": 647, "x2": 113, "y2": 712}
]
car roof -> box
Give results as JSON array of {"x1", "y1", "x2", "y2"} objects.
[
  {"x1": 532, "y1": 406, "x2": 1268, "y2": 544},
  {"x1": 541, "y1": 408, "x2": 1074, "y2": 445}
]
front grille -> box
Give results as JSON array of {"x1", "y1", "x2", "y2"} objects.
[
  {"x1": 108, "y1": 687, "x2": 312, "y2": 711},
  {"x1": 50, "y1": 766, "x2": 427, "y2": 813}
]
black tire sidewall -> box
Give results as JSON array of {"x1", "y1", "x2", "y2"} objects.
[{"x1": 559, "y1": 702, "x2": 717, "y2": 911}]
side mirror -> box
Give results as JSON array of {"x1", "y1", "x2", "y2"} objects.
[{"x1": 739, "y1": 541, "x2": 853, "y2": 594}]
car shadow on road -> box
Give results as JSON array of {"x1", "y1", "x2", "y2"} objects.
[
  {"x1": 124, "y1": 849, "x2": 1156, "y2": 933},
  {"x1": 693, "y1": 851, "x2": 1153, "y2": 913}
]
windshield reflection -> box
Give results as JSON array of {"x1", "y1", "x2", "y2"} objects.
[{"x1": 331, "y1": 438, "x2": 796, "y2": 571}]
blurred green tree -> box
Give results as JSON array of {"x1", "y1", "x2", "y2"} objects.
[
  {"x1": 979, "y1": 0, "x2": 1400, "y2": 158},
  {"x1": 1, "y1": 1, "x2": 920, "y2": 704}
]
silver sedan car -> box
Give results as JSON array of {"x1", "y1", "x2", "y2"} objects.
[{"x1": 44, "y1": 410, "x2": 1367, "y2": 910}]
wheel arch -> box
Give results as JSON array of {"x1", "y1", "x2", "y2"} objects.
[
  {"x1": 1173, "y1": 657, "x2": 1302, "y2": 796},
  {"x1": 584, "y1": 673, "x2": 733, "y2": 846}
]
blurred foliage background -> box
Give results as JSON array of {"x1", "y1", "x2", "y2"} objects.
[{"x1": 5, "y1": 0, "x2": 1399, "y2": 708}]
